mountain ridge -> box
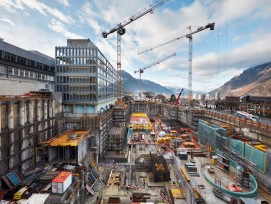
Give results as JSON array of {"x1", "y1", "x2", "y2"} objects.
[
  {"x1": 209, "y1": 62, "x2": 271, "y2": 97},
  {"x1": 121, "y1": 70, "x2": 174, "y2": 95}
]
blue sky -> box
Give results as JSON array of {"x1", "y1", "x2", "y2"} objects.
[{"x1": 1, "y1": 0, "x2": 271, "y2": 92}]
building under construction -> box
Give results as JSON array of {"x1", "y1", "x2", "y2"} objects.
[{"x1": 1, "y1": 40, "x2": 271, "y2": 203}]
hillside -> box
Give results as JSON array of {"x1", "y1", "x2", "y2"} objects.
[
  {"x1": 209, "y1": 62, "x2": 271, "y2": 97},
  {"x1": 166, "y1": 86, "x2": 205, "y2": 96},
  {"x1": 121, "y1": 70, "x2": 173, "y2": 95}
]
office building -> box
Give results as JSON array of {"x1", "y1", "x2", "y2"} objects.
[
  {"x1": 55, "y1": 39, "x2": 116, "y2": 118},
  {"x1": 0, "y1": 39, "x2": 55, "y2": 95}
]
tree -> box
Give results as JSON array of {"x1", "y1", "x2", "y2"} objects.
[{"x1": 169, "y1": 94, "x2": 176, "y2": 103}]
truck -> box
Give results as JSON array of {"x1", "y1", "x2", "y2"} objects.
[{"x1": 235, "y1": 111, "x2": 260, "y2": 122}]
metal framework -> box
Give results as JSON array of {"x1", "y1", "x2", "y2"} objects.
[
  {"x1": 102, "y1": 0, "x2": 171, "y2": 105},
  {"x1": 138, "y1": 22, "x2": 215, "y2": 125},
  {"x1": 134, "y1": 52, "x2": 176, "y2": 100}
]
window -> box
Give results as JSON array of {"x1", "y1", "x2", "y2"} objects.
[
  {"x1": 14, "y1": 68, "x2": 18, "y2": 76},
  {"x1": 20, "y1": 70, "x2": 24, "y2": 77},
  {"x1": 0, "y1": 65, "x2": 7, "y2": 74},
  {"x1": 8, "y1": 67, "x2": 13, "y2": 75},
  {"x1": 0, "y1": 50, "x2": 5, "y2": 59}
]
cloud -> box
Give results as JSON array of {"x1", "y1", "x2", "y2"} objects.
[
  {"x1": 20, "y1": 0, "x2": 74, "y2": 24},
  {"x1": 23, "y1": 11, "x2": 30, "y2": 16},
  {"x1": 0, "y1": 17, "x2": 65, "y2": 58},
  {"x1": 77, "y1": 2, "x2": 102, "y2": 34},
  {"x1": 1, "y1": 0, "x2": 271, "y2": 93},
  {"x1": 48, "y1": 19, "x2": 84, "y2": 39},
  {"x1": 0, "y1": 17, "x2": 15, "y2": 26},
  {"x1": 57, "y1": 0, "x2": 70, "y2": 7},
  {"x1": 0, "y1": 0, "x2": 24, "y2": 12}
]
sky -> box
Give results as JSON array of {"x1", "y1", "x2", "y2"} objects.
[{"x1": 0, "y1": 0, "x2": 271, "y2": 93}]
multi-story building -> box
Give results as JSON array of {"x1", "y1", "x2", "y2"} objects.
[
  {"x1": 0, "y1": 39, "x2": 55, "y2": 95},
  {"x1": 0, "y1": 40, "x2": 64, "y2": 181},
  {"x1": 55, "y1": 39, "x2": 116, "y2": 118}
]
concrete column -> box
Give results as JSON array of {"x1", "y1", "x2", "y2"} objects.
[
  {"x1": 49, "y1": 100, "x2": 53, "y2": 118},
  {"x1": 24, "y1": 102, "x2": 27, "y2": 125},
  {"x1": 52, "y1": 99, "x2": 55, "y2": 116},
  {"x1": 28, "y1": 101, "x2": 34, "y2": 124},
  {"x1": 19, "y1": 102, "x2": 26, "y2": 126},
  {"x1": 8, "y1": 103, "x2": 14, "y2": 129},
  {"x1": 20, "y1": 102, "x2": 26, "y2": 164},
  {"x1": 37, "y1": 100, "x2": 42, "y2": 121},
  {"x1": 44, "y1": 100, "x2": 48, "y2": 120},
  {"x1": 8, "y1": 103, "x2": 15, "y2": 169},
  {"x1": 44, "y1": 100, "x2": 48, "y2": 140}
]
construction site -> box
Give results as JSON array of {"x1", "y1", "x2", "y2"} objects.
[
  {"x1": 1, "y1": 1, "x2": 271, "y2": 204},
  {"x1": 1, "y1": 95, "x2": 271, "y2": 203}
]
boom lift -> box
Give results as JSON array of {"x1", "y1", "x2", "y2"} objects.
[
  {"x1": 175, "y1": 88, "x2": 184, "y2": 105},
  {"x1": 134, "y1": 52, "x2": 176, "y2": 100},
  {"x1": 138, "y1": 22, "x2": 215, "y2": 124},
  {"x1": 102, "y1": 0, "x2": 171, "y2": 105}
]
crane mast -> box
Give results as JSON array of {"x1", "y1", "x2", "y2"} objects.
[
  {"x1": 102, "y1": 0, "x2": 170, "y2": 105},
  {"x1": 134, "y1": 52, "x2": 176, "y2": 100},
  {"x1": 138, "y1": 22, "x2": 215, "y2": 125},
  {"x1": 188, "y1": 26, "x2": 193, "y2": 109}
]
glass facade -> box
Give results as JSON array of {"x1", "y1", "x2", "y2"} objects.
[{"x1": 55, "y1": 39, "x2": 116, "y2": 114}]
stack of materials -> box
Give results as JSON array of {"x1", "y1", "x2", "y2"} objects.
[{"x1": 185, "y1": 162, "x2": 199, "y2": 177}]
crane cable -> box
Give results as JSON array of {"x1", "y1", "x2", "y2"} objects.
[
  {"x1": 217, "y1": 0, "x2": 221, "y2": 89},
  {"x1": 224, "y1": 0, "x2": 228, "y2": 84}
]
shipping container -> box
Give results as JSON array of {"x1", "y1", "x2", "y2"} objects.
[{"x1": 52, "y1": 171, "x2": 72, "y2": 194}]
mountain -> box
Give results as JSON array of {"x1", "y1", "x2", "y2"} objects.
[
  {"x1": 166, "y1": 86, "x2": 205, "y2": 96},
  {"x1": 121, "y1": 70, "x2": 173, "y2": 95},
  {"x1": 209, "y1": 62, "x2": 271, "y2": 97}
]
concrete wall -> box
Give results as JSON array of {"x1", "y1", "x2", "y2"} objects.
[
  {"x1": 95, "y1": 99, "x2": 116, "y2": 113},
  {"x1": 78, "y1": 138, "x2": 87, "y2": 163},
  {"x1": 0, "y1": 96, "x2": 64, "y2": 177},
  {"x1": 0, "y1": 76, "x2": 54, "y2": 95}
]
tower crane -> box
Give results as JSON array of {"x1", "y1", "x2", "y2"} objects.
[
  {"x1": 138, "y1": 22, "x2": 215, "y2": 125},
  {"x1": 102, "y1": 0, "x2": 171, "y2": 105},
  {"x1": 134, "y1": 52, "x2": 176, "y2": 100}
]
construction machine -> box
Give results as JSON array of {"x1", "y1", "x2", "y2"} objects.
[{"x1": 175, "y1": 88, "x2": 184, "y2": 107}]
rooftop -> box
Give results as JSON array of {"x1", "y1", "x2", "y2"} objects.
[{"x1": 40, "y1": 130, "x2": 91, "y2": 147}]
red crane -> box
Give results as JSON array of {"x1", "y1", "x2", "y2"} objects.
[{"x1": 175, "y1": 88, "x2": 184, "y2": 105}]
